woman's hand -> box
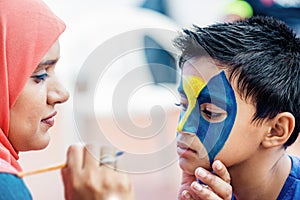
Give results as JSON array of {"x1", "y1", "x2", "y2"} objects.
[
  {"x1": 61, "y1": 145, "x2": 134, "y2": 200},
  {"x1": 179, "y1": 160, "x2": 232, "y2": 200}
]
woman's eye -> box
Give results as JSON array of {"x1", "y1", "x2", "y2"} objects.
[
  {"x1": 31, "y1": 73, "x2": 49, "y2": 83},
  {"x1": 200, "y1": 103, "x2": 227, "y2": 123}
]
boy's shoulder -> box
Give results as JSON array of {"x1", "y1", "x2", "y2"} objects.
[
  {"x1": 289, "y1": 155, "x2": 300, "y2": 179},
  {"x1": 277, "y1": 155, "x2": 300, "y2": 200}
]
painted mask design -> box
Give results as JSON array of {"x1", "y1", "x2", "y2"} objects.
[{"x1": 177, "y1": 71, "x2": 237, "y2": 163}]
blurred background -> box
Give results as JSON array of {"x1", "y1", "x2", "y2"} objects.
[{"x1": 19, "y1": 0, "x2": 300, "y2": 199}]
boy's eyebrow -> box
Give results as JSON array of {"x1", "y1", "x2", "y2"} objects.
[
  {"x1": 200, "y1": 91, "x2": 228, "y2": 110},
  {"x1": 177, "y1": 84, "x2": 228, "y2": 110}
]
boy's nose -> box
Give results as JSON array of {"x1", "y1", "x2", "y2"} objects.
[
  {"x1": 176, "y1": 131, "x2": 197, "y2": 150},
  {"x1": 177, "y1": 121, "x2": 198, "y2": 135},
  {"x1": 177, "y1": 129, "x2": 196, "y2": 139},
  {"x1": 177, "y1": 106, "x2": 200, "y2": 135}
]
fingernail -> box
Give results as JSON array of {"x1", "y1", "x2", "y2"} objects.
[
  {"x1": 215, "y1": 160, "x2": 222, "y2": 171},
  {"x1": 183, "y1": 190, "x2": 191, "y2": 199},
  {"x1": 196, "y1": 168, "x2": 207, "y2": 178},
  {"x1": 192, "y1": 182, "x2": 202, "y2": 191}
]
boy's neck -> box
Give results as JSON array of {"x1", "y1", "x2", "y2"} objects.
[{"x1": 229, "y1": 149, "x2": 291, "y2": 200}]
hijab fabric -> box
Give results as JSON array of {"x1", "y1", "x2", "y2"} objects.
[{"x1": 0, "y1": 0, "x2": 65, "y2": 174}]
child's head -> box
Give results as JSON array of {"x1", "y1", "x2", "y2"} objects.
[{"x1": 174, "y1": 16, "x2": 300, "y2": 173}]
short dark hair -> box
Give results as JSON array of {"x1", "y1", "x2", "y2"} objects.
[{"x1": 173, "y1": 16, "x2": 300, "y2": 147}]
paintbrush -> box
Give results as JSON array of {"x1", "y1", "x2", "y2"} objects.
[{"x1": 17, "y1": 151, "x2": 124, "y2": 178}]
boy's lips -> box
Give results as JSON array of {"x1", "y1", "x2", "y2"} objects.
[
  {"x1": 177, "y1": 141, "x2": 197, "y2": 156},
  {"x1": 41, "y1": 111, "x2": 57, "y2": 127}
]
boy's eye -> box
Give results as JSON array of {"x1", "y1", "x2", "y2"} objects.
[
  {"x1": 175, "y1": 102, "x2": 188, "y2": 112},
  {"x1": 175, "y1": 96, "x2": 188, "y2": 112},
  {"x1": 31, "y1": 73, "x2": 49, "y2": 83},
  {"x1": 200, "y1": 103, "x2": 227, "y2": 123}
]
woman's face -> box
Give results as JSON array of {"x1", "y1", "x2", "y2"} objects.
[{"x1": 8, "y1": 40, "x2": 69, "y2": 151}]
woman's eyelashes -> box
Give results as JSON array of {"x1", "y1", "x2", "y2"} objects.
[{"x1": 31, "y1": 70, "x2": 49, "y2": 83}]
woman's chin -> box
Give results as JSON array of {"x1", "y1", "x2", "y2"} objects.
[
  {"x1": 35, "y1": 141, "x2": 50, "y2": 150},
  {"x1": 27, "y1": 139, "x2": 50, "y2": 151}
]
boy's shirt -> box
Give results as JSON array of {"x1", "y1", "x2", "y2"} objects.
[{"x1": 277, "y1": 155, "x2": 300, "y2": 200}]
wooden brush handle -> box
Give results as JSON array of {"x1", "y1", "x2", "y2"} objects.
[
  {"x1": 18, "y1": 151, "x2": 124, "y2": 178},
  {"x1": 17, "y1": 163, "x2": 66, "y2": 178}
]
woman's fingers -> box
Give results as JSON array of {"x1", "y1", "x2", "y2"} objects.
[
  {"x1": 65, "y1": 144, "x2": 83, "y2": 172},
  {"x1": 100, "y1": 146, "x2": 117, "y2": 169},
  {"x1": 82, "y1": 145, "x2": 100, "y2": 168},
  {"x1": 62, "y1": 144, "x2": 134, "y2": 200}
]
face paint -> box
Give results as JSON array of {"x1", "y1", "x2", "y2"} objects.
[
  {"x1": 177, "y1": 71, "x2": 237, "y2": 163},
  {"x1": 177, "y1": 76, "x2": 206, "y2": 133}
]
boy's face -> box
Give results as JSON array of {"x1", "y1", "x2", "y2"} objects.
[{"x1": 176, "y1": 56, "x2": 267, "y2": 174}]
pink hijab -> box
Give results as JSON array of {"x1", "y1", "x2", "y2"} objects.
[{"x1": 0, "y1": 0, "x2": 65, "y2": 174}]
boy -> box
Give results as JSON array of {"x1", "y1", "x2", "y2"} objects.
[{"x1": 174, "y1": 16, "x2": 300, "y2": 200}]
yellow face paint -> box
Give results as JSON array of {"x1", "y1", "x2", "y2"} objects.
[{"x1": 177, "y1": 76, "x2": 206, "y2": 132}]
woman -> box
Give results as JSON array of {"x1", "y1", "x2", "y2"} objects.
[{"x1": 0, "y1": 0, "x2": 133, "y2": 199}]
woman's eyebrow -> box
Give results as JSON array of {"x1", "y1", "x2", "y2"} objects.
[{"x1": 38, "y1": 58, "x2": 59, "y2": 67}]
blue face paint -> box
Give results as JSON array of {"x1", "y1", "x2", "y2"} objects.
[{"x1": 177, "y1": 71, "x2": 237, "y2": 163}]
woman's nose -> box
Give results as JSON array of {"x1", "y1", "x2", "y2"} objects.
[{"x1": 47, "y1": 77, "x2": 70, "y2": 105}]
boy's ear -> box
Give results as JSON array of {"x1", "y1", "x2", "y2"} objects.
[{"x1": 262, "y1": 112, "x2": 295, "y2": 148}]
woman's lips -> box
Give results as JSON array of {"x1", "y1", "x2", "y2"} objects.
[{"x1": 41, "y1": 111, "x2": 57, "y2": 127}]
